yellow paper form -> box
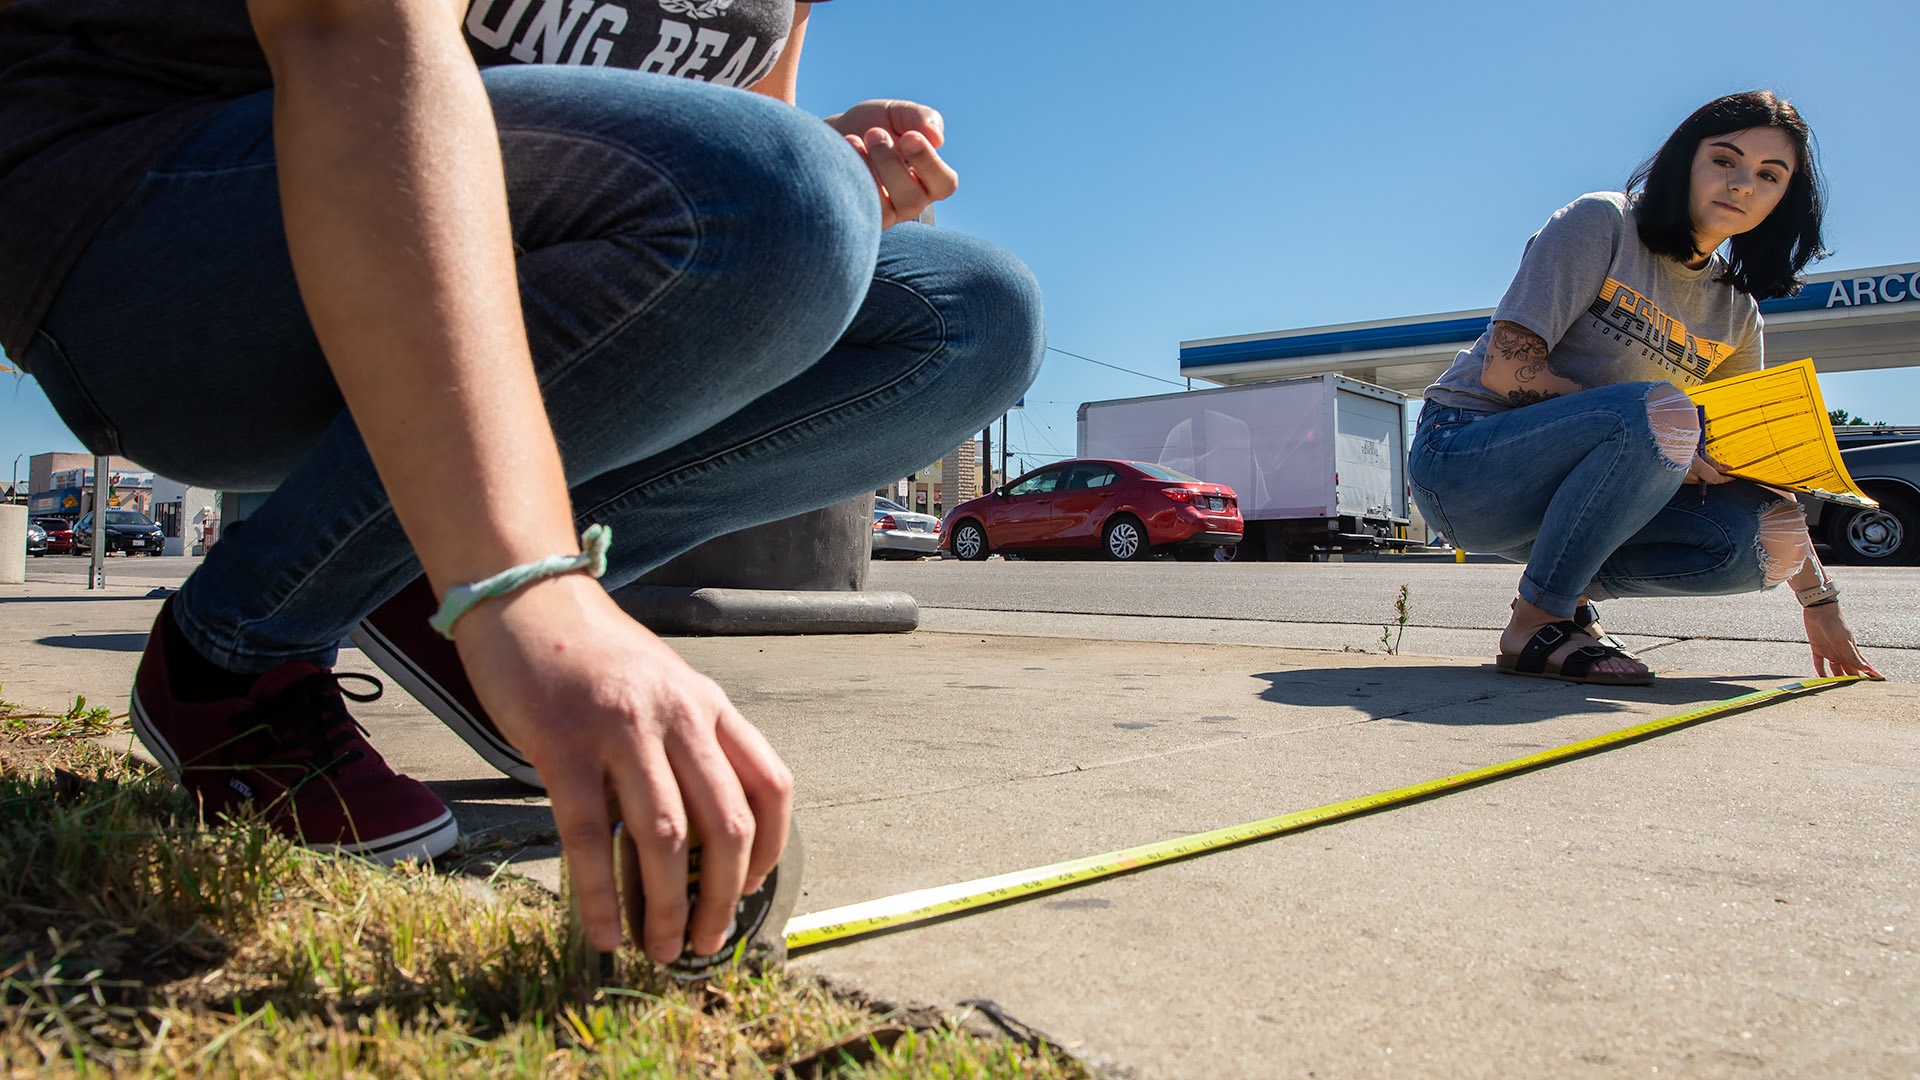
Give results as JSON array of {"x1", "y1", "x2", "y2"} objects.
[{"x1": 1685, "y1": 358, "x2": 1877, "y2": 507}]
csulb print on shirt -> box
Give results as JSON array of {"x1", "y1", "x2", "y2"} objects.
[
  {"x1": 1424, "y1": 192, "x2": 1764, "y2": 414},
  {"x1": 463, "y1": 0, "x2": 824, "y2": 86}
]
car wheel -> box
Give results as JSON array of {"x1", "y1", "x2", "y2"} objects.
[
  {"x1": 1824, "y1": 488, "x2": 1920, "y2": 566},
  {"x1": 952, "y1": 520, "x2": 990, "y2": 561},
  {"x1": 1211, "y1": 544, "x2": 1238, "y2": 564},
  {"x1": 1101, "y1": 515, "x2": 1149, "y2": 561}
]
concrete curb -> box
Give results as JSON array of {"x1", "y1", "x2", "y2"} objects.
[{"x1": 614, "y1": 586, "x2": 920, "y2": 635}]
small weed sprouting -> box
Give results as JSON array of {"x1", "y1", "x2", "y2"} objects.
[
  {"x1": 1379, "y1": 583, "x2": 1411, "y2": 655},
  {"x1": 0, "y1": 685, "x2": 124, "y2": 740}
]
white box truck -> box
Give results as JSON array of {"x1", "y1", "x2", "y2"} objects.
[{"x1": 1076, "y1": 373, "x2": 1413, "y2": 560}]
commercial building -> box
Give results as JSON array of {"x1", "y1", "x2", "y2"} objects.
[
  {"x1": 885, "y1": 439, "x2": 984, "y2": 518},
  {"x1": 25, "y1": 452, "x2": 150, "y2": 519},
  {"x1": 19, "y1": 451, "x2": 217, "y2": 556}
]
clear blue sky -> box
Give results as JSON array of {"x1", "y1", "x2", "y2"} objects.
[{"x1": 4, "y1": 0, "x2": 1916, "y2": 487}]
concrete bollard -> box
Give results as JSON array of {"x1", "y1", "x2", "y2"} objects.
[
  {"x1": 0, "y1": 504, "x2": 25, "y2": 584},
  {"x1": 612, "y1": 493, "x2": 919, "y2": 634}
]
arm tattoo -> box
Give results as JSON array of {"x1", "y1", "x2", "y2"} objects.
[
  {"x1": 1490, "y1": 322, "x2": 1548, "y2": 367},
  {"x1": 1489, "y1": 321, "x2": 1576, "y2": 404}
]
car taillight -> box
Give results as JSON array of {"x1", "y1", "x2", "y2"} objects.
[
  {"x1": 1164, "y1": 487, "x2": 1199, "y2": 503},
  {"x1": 874, "y1": 514, "x2": 897, "y2": 531}
]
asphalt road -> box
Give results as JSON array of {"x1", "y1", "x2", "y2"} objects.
[
  {"x1": 871, "y1": 555, "x2": 1920, "y2": 671},
  {"x1": 28, "y1": 550, "x2": 1920, "y2": 671}
]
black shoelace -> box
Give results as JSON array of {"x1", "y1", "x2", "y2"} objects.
[{"x1": 227, "y1": 671, "x2": 384, "y2": 782}]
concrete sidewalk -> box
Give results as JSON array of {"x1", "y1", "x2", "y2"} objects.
[{"x1": 3, "y1": 577, "x2": 1916, "y2": 1078}]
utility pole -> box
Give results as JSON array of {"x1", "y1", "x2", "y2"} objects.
[
  {"x1": 979, "y1": 425, "x2": 992, "y2": 496},
  {"x1": 88, "y1": 454, "x2": 107, "y2": 589}
]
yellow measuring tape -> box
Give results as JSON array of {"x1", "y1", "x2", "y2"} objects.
[{"x1": 785, "y1": 675, "x2": 1862, "y2": 953}]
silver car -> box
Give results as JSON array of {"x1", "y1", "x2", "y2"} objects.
[{"x1": 872, "y1": 496, "x2": 942, "y2": 559}]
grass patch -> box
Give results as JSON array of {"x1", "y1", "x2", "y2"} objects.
[{"x1": 0, "y1": 691, "x2": 1093, "y2": 1078}]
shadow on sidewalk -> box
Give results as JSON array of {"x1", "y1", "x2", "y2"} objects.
[
  {"x1": 0, "y1": 593, "x2": 164, "y2": 603},
  {"x1": 1253, "y1": 664, "x2": 1767, "y2": 724},
  {"x1": 427, "y1": 777, "x2": 561, "y2": 853},
  {"x1": 34, "y1": 632, "x2": 148, "y2": 652}
]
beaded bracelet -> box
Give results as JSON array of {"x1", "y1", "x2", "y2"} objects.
[{"x1": 429, "y1": 524, "x2": 611, "y2": 640}]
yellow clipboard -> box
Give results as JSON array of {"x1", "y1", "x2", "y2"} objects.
[{"x1": 1685, "y1": 359, "x2": 1876, "y2": 507}]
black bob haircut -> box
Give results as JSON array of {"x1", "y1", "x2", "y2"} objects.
[{"x1": 1626, "y1": 90, "x2": 1827, "y2": 300}]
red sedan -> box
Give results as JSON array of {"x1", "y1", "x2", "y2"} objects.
[
  {"x1": 942, "y1": 459, "x2": 1241, "y2": 561},
  {"x1": 33, "y1": 517, "x2": 75, "y2": 555}
]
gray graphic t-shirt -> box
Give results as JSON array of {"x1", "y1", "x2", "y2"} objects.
[
  {"x1": 463, "y1": 0, "x2": 802, "y2": 86},
  {"x1": 1425, "y1": 192, "x2": 1763, "y2": 412}
]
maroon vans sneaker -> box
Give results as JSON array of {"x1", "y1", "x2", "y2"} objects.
[
  {"x1": 350, "y1": 576, "x2": 543, "y2": 788},
  {"x1": 131, "y1": 603, "x2": 459, "y2": 864}
]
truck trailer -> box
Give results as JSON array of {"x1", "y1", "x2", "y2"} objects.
[{"x1": 1077, "y1": 374, "x2": 1413, "y2": 560}]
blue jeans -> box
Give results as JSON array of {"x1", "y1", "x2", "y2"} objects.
[
  {"x1": 25, "y1": 66, "x2": 1044, "y2": 670},
  {"x1": 1409, "y1": 384, "x2": 1797, "y2": 618}
]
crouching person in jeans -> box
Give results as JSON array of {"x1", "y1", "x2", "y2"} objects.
[
  {"x1": 1408, "y1": 91, "x2": 1876, "y2": 688},
  {"x1": 0, "y1": 0, "x2": 1043, "y2": 967}
]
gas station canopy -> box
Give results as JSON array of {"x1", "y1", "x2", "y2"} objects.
[{"x1": 1180, "y1": 262, "x2": 1920, "y2": 396}]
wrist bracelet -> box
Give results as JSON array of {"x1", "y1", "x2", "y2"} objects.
[
  {"x1": 1795, "y1": 579, "x2": 1840, "y2": 607},
  {"x1": 429, "y1": 523, "x2": 611, "y2": 640}
]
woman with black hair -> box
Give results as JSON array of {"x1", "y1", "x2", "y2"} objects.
[{"x1": 1409, "y1": 90, "x2": 1880, "y2": 686}]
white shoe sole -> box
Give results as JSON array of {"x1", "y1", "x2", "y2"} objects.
[
  {"x1": 350, "y1": 621, "x2": 545, "y2": 788},
  {"x1": 132, "y1": 682, "x2": 462, "y2": 865}
]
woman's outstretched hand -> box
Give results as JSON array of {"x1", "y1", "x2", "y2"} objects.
[
  {"x1": 826, "y1": 100, "x2": 959, "y2": 227},
  {"x1": 1684, "y1": 452, "x2": 1733, "y2": 486},
  {"x1": 1803, "y1": 603, "x2": 1883, "y2": 680},
  {"x1": 451, "y1": 573, "x2": 794, "y2": 962}
]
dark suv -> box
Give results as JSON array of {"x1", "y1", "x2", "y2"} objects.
[
  {"x1": 1803, "y1": 426, "x2": 1920, "y2": 566},
  {"x1": 71, "y1": 509, "x2": 165, "y2": 557}
]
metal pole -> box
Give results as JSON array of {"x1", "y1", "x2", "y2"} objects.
[
  {"x1": 9, "y1": 453, "x2": 22, "y2": 505},
  {"x1": 88, "y1": 454, "x2": 107, "y2": 589},
  {"x1": 999, "y1": 413, "x2": 1009, "y2": 483},
  {"x1": 978, "y1": 426, "x2": 992, "y2": 497}
]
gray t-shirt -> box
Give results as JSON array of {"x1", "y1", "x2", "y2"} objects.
[
  {"x1": 1425, "y1": 192, "x2": 1764, "y2": 413},
  {"x1": 464, "y1": 0, "x2": 801, "y2": 86}
]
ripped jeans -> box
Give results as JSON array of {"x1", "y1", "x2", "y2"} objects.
[{"x1": 1409, "y1": 382, "x2": 1810, "y2": 619}]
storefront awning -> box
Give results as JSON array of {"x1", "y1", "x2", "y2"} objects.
[{"x1": 1180, "y1": 262, "x2": 1920, "y2": 396}]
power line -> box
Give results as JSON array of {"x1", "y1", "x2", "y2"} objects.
[
  {"x1": 1044, "y1": 346, "x2": 1185, "y2": 388},
  {"x1": 1014, "y1": 410, "x2": 1069, "y2": 458}
]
